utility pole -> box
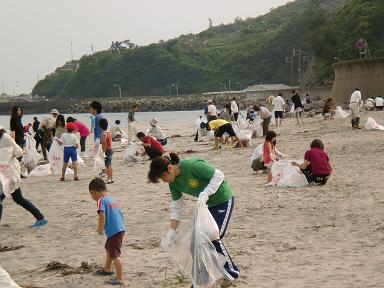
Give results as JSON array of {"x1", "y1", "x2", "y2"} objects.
[
  {"x1": 1, "y1": 81, "x2": 4, "y2": 94},
  {"x1": 91, "y1": 44, "x2": 94, "y2": 55},
  {"x1": 228, "y1": 80, "x2": 231, "y2": 94},
  {"x1": 285, "y1": 56, "x2": 294, "y2": 90},
  {"x1": 70, "y1": 41, "x2": 74, "y2": 61}
]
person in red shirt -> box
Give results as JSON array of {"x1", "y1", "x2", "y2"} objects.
[
  {"x1": 292, "y1": 139, "x2": 333, "y2": 185},
  {"x1": 136, "y1": 132, "x2": 164, "y2": 159},
  {"x1": 23, "y1": 123, "x2": 32, "y2": 134},
  {"x1": 99, "y1": 119, "x2": 114, "y2": 184}
]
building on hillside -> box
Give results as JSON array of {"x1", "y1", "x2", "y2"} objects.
[{"x1": 55, "y1": 60, "x2": 80, "y2": 73}]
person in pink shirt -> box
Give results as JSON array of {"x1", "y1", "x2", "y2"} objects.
[
  {"x1": 263, "y1": 130, "x2": 277, "y2": 183},
  {"x1": 136, "y1": 132, "x2": 164, "y2": 159},
  {"x1": 292, "y1": 139, "x2": 333, "y2": 185},
  {"x1": 66, "y1": 116, "x2": 90, "y2": 157}
]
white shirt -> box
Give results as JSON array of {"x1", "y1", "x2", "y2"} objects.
[
  {"x1": 259, "y1": 107, "x2": 271, "y2": 119},
  {"x1": 60, "y1": 132, "x2": 79, "y2": 147},
  {"x1": 273, "y1": 96, "x2": 285, "y2": 112},
  {"x1": 375, "y1": 97, "x2": 384, "y2": 107},
  {"x1": 230, "y1": 100, "x2": 239, "y2": 113},
  {"x1": 350, "y1": 90, "x2": 362, "y2": 103},
  {"x1": 110, "y1": 125, "x2": 124, "y2": 138},
  {"x1": 0, "y1": 132, "x2": 23, "y2": 177},
  {"x1": 207, "y1": 104, "x2": 217, "y2": 116},
  {"x1": 148, "y1": 126, "x2": 166, "y2": 140}
]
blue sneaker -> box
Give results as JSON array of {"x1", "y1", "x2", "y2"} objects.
[{"x1": 30, "y1": 219, "x2": 48, "y2": 228}]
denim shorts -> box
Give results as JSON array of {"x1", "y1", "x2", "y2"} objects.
[
  {"x1": 63, "y1": 146, "x2": 78, "y2": 163},
  {"x1": 105, "y1": 149, "x2": 113, "y2": 167}
]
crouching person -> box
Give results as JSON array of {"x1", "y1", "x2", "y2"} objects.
[
  {"x1": 136, "y1": 132, "x2": 164, "y2": 159},
  {"x1": 292, "y1": 139, "x2": 332, "y2": 185}
]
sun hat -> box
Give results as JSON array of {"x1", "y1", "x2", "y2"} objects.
[
  {"x1": 66, "y1": 122, "x2": 76, "y2": 131},
  {"x1": 149, "y1": 118, "x2": 158, "y2": 127},
  {"x1": 50, "y1": 109, "x2": 59, "y2": 114}
]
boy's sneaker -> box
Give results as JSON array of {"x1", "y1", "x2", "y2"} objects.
[{"x1": 30, "y1": 218, "x2": 48, "y2": 228}]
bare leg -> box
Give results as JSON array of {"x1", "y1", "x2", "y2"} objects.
[
  {"x1": 72, "y1": 161, "x2": 78, "y2": 178},
  {"x1": 214, "y1": 137, "x2": 220, "y2": 149},
  {"x1": 61, "y1": 162, "x2": 68, "y2": 179},
  {"x1": 235, "y1": 136, "x2": 243, "y2": 148},
  {"x1": 104, "y1": 251, "x2": 113, "y2": 272},
  {"x1": 114, "y1": 257, "x2": 123, "y2": 282},
  {"x1": 267, "y1": 171, "x2": 272, "y2": 183},
  {"x1": 106, "y1": 165, "x2": 112, "y2": 181}
]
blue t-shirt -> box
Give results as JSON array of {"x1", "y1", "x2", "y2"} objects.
[
  {"x1": 94, "y1": 114, "x2": 104, "y2": 141},
  {"x1": 97, "y1": 195, "x2": 125, "y2": 238}
]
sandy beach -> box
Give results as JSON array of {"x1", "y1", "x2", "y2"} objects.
[{"x1": 1, "y1": 110, "x2": 384, "y2": 288}]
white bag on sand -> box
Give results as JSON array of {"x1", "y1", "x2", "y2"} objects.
[
  {"x1": 237, "y1": 112, "x2": 248, "y2": 130},
  {"x1": 29, "y1": 163, "x2": 52, "y2": 177},
  {"x1": 231, "y1": 123, "x2": 251, "y2": 141},
  {"x1": 22, "y1": 134, "x2": 41, "y2": 172},
  {"x1": 266, "y1": 160, "x2": 308, "y2": 188},
  {"x1": 123, "y1": 143, "x2": 144, "y2": 162},
  {"x1": 335, "y1": 106, "x2": 349, "y2": 119},
  {"x1": 94, "y1": 145, "x2": 106, "y2": 171},
  {"x1": 248, "y1": 116, "x2": 263, "y2": 138},
  {"x1": 250, "y1": 143, "x2": 264, "y2": 162},
  {"x1": 365, "y1": 117, "x2": 384, "y2": 131},
  {"x1": 48, "y1": 141, "x2": 64, "y2": 173},
  {"x1": 0, "y1": 267, "x2": 21, "y2": 288},
  {"x1": 0, "y1": 148, "x2": 21, "y2": 195},
  {"x1": 207, "y1": 130, "x2": 215, "y2": 141},
  {"x1": 168, "y1": 205, "x2": 229, "y2": 287}
]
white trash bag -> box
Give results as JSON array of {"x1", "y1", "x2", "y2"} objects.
[
  {"x1": 365, "y1": 117, "x2": 384, "y2": 131},
  {"x1": 48, "y1": 141, "x2": 64, "y2": 173},
  {"x1": 231, "y1": 123, "x2": 251, "y2": 141},
  {"x1": 0, "y1": 267, "x2": 21, "y2": 288},
  {"x1": 248, "y1": 116, "x2": 263, "y2": 138},
  {"x1": 168, "y1": 205, "x2": 230, "y2": 287},
  {"x1": 237, "y1": 112, "x2": 248, "y2": 130},
  {"x1": 0, "y1": 147, "x2": 21, "y2": 195},
  {"x1": 250, "y1": 143, "x2": 264, "y2": 163},
  {"x1": 22, "y1": 134, "x2": 41, "y2": 172},
  {"x1": 266, "y1": 159, "x2": 308, "y2": 188},
  {"x1": 94, "y1": 145, "x2": 106, "y2": 171},
  {"x1": 123, "y1": 143, "x2": 144, "y2": 163},
  {"x1": 29, "y1": 163, "x2": 52, "y2": 177},
  {"x1": 335, "y1": 106, "x2": 349, "y2": 119}
]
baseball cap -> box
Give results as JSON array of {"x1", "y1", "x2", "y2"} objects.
[{"x1": 66, "y1": 122, "x2": 76, "y2": 131}]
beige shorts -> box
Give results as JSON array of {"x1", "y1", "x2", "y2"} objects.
[{"x1": 349, "y1": 103, "x2": 360, "y2": 118}]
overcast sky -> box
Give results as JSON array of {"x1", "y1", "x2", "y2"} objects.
[{"x1": 0, "y1": 0, "x2": 290, "y2": 94}]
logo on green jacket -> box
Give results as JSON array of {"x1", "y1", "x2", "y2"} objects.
[{"x1": 188, "y1": 179, "x2": 199, "y2": 189}]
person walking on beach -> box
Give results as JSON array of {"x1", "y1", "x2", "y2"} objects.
[
  {"x1": 89, "y1": 179, "x2": 125, "y2": 286},
  {"x1": 230, "y1": 97, "x2": 239, "y2": 121},
  {"x1": 291, "y1": 90, "x2": 304, "y2": 124},
  {"x1": 253, "y1": 104, "x2": 272, "y2": 137},
  {"x1": 66, "y1": 116, "x2": 90, "y2": 157},
  {"x1": 128, "y1": 104, "x2": 139, "y2": 143},
  {"x1": 40, "y1": 109, "x2": 59, "y2": 160},
  {"x1": 57, "y1": 122, "x2": 79, "y2": 182},
  {"x1": 32, "y1": 117, "x2": 41, "y2": 150},
  {"x1": 9, "y1": 106, "x2": 25, "y2": 149},
  {"x1": 273, "y1": 93, "x2": 285, "y2": 127},
  {"x1": 349, "y1": 88, "x2": 362, "y2": 129},
  {"x1": 0, "y1": 125, "x2": 48, "y2": 227},
  {"x1": 100, "y1": 119, "x2": 114, "y2": 184},
  {"x1": 90, "y1": 101, "x2": 105, "y2": 177},
  {"x1": 147, "y1": 153, "x2": 240, "y2": 284}
]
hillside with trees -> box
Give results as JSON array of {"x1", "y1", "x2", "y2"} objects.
[{"x1": 33, "y1": 0, "x2": 384, "y2": 99}]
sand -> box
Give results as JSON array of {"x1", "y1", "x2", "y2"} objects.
[{"x1": 1, "y1": 111, "x2": 384, "y2": 288}]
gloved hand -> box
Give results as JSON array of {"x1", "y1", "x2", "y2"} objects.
[
  {"x1": 161, "y1": 228, "x2": 177, "y2": 251},
  {"x1": 197, "y1": 191, "x2": 209, "y2": 206}
]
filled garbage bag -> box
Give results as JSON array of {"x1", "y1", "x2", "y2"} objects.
[
  {"x1": 0, "y1": 147, "x2": 21, "y2": 195},
  {"x1": 248, "y1": 116, "x2": 263, "y2": 138},
  {"x1": 29, "y1": 163, "x2": 52, "y2": 177},
  {"x1": 94, "y1": 145, "x2": 106, "y2": 171},
  {"x1": 0, "y1": 267, "x2": 21, "y2": 288},
  {"x1": 22, "y1": 134, "x2": 41, "y2": 173},
  {"x1": 48, "y1": 141, "x2": 64, "y2": 174},
  {"x1": 237, "y1": 112, "x2": 248, "y2": 130},
  {"x1": 365, "y1": 117, "x2": 384, "y2": 131},
  {"x1": 123, "y1": 143, "x2": 144, "y2": 163},
  {"x1": 168, "y1": 205, "x2": 229, "y2": 287},
  {"x1": 334, "y1": 106, "x2": 349, "y2": 119},
  {"x1": 265, "y1": 160, "x2": 308, "y2": 188}
]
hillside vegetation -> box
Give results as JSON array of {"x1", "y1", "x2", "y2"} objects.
[{"x1": 33, "y1": 0, "x2": 384, "y2": 99}]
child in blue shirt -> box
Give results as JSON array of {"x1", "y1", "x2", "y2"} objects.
[{"x1": 89, "y1": 178, "x2": 125, "y2": 286}]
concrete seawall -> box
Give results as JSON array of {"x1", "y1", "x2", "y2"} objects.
[{"x1": 331, "y1": 57, "x2": 384, "y2": 103}]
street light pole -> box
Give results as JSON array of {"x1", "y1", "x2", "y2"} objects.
[
  {"x1": 113, "y1": 84, "x2": 122, "y2": 98},
  {"x1": 219, "y1": 82, "x2": 226, "y2": 92}
]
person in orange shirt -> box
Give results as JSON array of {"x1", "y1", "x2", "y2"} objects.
[{"x1": 99, "y1": 119, "x2": 114, "y2": 184}]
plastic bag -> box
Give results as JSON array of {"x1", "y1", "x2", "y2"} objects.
[
  {"x1": 250, "y1": 143, "x2": 264, "y2": 162},
  {"x1": 0, "y1": 147, "x2": 21, "y2": 195},
  {"x1": 335, "y1": 106, "x2": 349, "y2": 119},
  {"x1": 94, "y1": 145, "x2": 105, "y2": 171},
  {"x1": 123, "y1": 143, "x2": 144, "y2": 163},
  {"x1": 265, "y1": 160, "x2": 308, "y2": 188},
  {"x1": 48, "y1": 141, "x2": 64, "y2": 173},
  {"x1": 120, "y1": 138, "x2": 129, "y2": 145},
  {"x1": 237, "y1": 112, "x2": 248, "y2": 130},
  {"x1": 248, "y1": 116, "x2": 263, "y2": 138},
  {"x1": 231, "y1": 123, "x2": 251, "y2": 141},
  {"x1": 365, "y1": 117, "x2": 384, "y2": 131},
  {"x1": 168, "y1": 205, "x2": 229, "y2": 287},
  {"x1": 22, "y1": 134, "x2": 41, "y2": 172},
  {"x1": 0, "y1": 267, "x2": 21, "y2": 288},
  {"x1": 29, "y1": 163, "x2": 52, "y2": 177}
]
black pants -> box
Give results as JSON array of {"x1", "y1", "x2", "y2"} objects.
[
  {"x1": 144, "y1": 147, "x2": 163, "y2": 159},
  {"x1": 80, "y1": 136, "x2": 87, "y2": 152},
  {"x1": 301, "y1": 166, "x2": 330, "y2": 185},
  {"x1": 233, "y1": 112, "x2": 239, "y2": 122},
  {"x1": 262, "y1": 116, "x2": 272, "y2": 137},
  {"x1": 0, "y1": 188, "x2": 44, "y2": 222}
]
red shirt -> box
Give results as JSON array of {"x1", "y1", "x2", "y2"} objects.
[
  {"x1": 102, "y1": 131, "x2": 112, "y2": 150},
  {"x1": 304, "y1": 148, "x2": 330, "y2": 175},
  {"x1": 263, "y1": 140, "x2": 276, "y2": 165},
  {"x1": 143, "y1": 135, "x2": 164, "y2": 153}
]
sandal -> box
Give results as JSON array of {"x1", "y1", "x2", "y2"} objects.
[
  {"x1": 60, "y1": 177, "x2": 65, "y2": 181},
  {"x1": 74, "y1": 177, "x2": 79, "y2": 181},
  {"x1": 96, "y1": 267, "x2": 114, "y2": 276},
  {"x1": 108, "y1": 278, "x2": 124, "y2": 286},
  {"x1": 105, "y1": 180, "x2": 114, "y2": 184}
]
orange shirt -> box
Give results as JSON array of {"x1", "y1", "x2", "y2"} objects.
[{"x1": 102, "y1": 130, "x2": 112, "y2": 151}]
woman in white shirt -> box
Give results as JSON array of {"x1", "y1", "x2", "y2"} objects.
[
  {"x1": 0, "y1": 125, "x2": 47, "y2": 227},
  {"x1": 148, "y1": 118, "x2": 167, "y2": 146},
  {"x1": 253, "y1": 104, "x2": 272, "y2": 137}
]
